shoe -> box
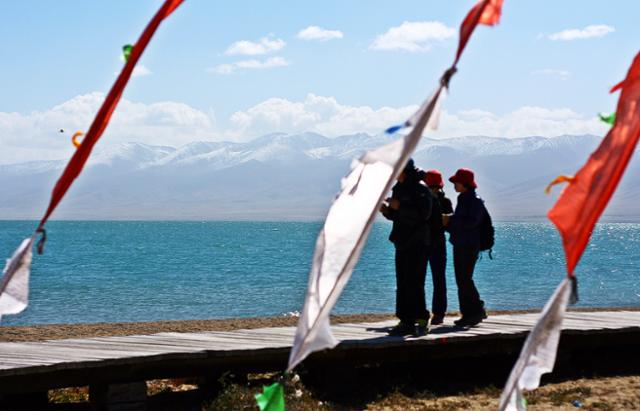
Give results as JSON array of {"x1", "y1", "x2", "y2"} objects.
[
  {"x1": 454, "y1": 311, "x2": 486, "y2": 327},
  {"x1": 414, "y1": 319, "x2": 430, "y2": 336},
  {"x1": 431, "y1": 314, "x2": 445, "y2": 325},
  {"x1": 387, "y1": 321, "x2": 414, "y2": 336}
]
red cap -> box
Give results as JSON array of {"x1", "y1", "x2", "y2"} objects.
[
  {"x1": 449, "y1": 168, "x2": 477, "y2": 188},
  {"x1": 424, "y1": 169, "x2": 444, "y2": 188}
]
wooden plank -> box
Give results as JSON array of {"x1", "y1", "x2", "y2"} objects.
[
  {"x1": 572, "y1": 310, "x2": 640, "y2": 321},
  {"x1": 479, "y1": 322, "x2": 532, "y2": 333},
  {"x1": 37, "y1": 341, "x2": 168, "y2": 356},
  {"x1": 582, "y1": 312, "x2": 640, "y2": 327},
  {"x1": 82, "y1": 335, "x2": 238, "y2": 351},
  {"x1": 0, "y1": 359, "x2": 60, "y2": 368},
  {"x1": 211, "y1": 330, "x2": 294, "y2": 345},
  {"x1": 487, "y1": 315, "x2": 538, "y2": 326},
  {"x1": 10, "y1": 343, "x2": 160, "y2": 359},
  {"x1": 561, "y1": 319, "x2": 606, "y2": 331}
]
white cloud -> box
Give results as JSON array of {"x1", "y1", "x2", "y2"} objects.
[
  {"x1": 434, "y1": 106, "x2": 607, "y2": 139},
  {"x1": 212, "y1": 64, "x2": 234, "y2": 75},
  {"x1": 370, "y1": 21, "x2": 456, "y2": 52},
  {"x1": 132, "y1": 65, "x2": 152, "y2": 77},
  {"x1": 116, "y1": 65, "x2": 153, "y2": 77},
  {"x1": 209, "y1": 57, "x2": 290, "y2": 75},
  {"x1": 235, "y1": 57, "x2": 289, "y2": 69},
  {"x1": 224, "y1": 36, "x2": 286, "y2": 56},
  {"x1": 228, "y1": 93, "x2": 416, "y2": 138},
  {"x1": 1, "y1": 93, "x2": 608, "y2": 164},
  {"x1": 531, "y1": 69, "x2": 571, "y2": 80},
  {"x1": 228, "y1": 94, "x2": 607, "y2": 140},
  {"x1": 0, "y1": 93, "x2": 216, "y2": 164},
  {"x1": 547, "y1": 24, "x2": 614, "y2": 41},
  {"x1": 297, "y1": 26, "x2": 344, "y2": 41}
]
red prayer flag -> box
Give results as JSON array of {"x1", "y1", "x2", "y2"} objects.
[
  {"x1": 37, "y1": 0, "x2": 184, "y2": 230},
  {"x1": 548, "y1": 52, "x2": 640, "y2": 275},
  {"x1": 454, "y1": 0, "x2": 503, "y2": 66}
]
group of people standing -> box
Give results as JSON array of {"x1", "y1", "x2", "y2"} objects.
[{"x1": 380, "y1": 159, "x2": 489, "y2": 336}]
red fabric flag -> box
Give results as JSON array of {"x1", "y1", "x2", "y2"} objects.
[
  {"x1": 548, "y1": 52, "x2": 640, "y2": 275},
  {"x1": 454, "y1": 0, "x2": 503, "y2": 66},
  {"x1": 37, "y1": 0, "x2": 184, "y2": 230}
]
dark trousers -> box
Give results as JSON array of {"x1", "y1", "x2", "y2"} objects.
[
  {"x1": 428, "y1": 243, "x2": 447, "y2": 316},
  {"x1": 395, "y1": 243, "x2": 429, "y2": 323},
  {"x1": 453, "y1": 245, "x2": 484, "y2": 316}
]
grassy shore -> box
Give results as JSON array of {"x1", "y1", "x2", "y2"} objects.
[
  {"x1": 203, "y1": 373, "x2": 640, "y2": 410},
  {"x1": 47, "y1": 372, "x2": 640, "y2": 410}
]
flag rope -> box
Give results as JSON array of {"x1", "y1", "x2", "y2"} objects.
[{"x1": 0, "y1": 0, "x2": 185, "y2": 322}]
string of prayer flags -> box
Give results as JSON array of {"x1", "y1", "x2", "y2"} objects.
[
  {"x1": 0, "y1": 0, "x2": 184, "y2": 322},
  {"x1": 0, "y1": 237, "x2": 34, "y2": 323},
  {"x1": 255, "y1": 382, "x2": 285, "y2": 411},
  {"x1": 548, "y1": 52, "x2": 640, "y2": 275},
  {"x1": 385, "y1": 124, "x2": 406, "y2": 135},
  {"x1": 122, "y1": 44, "x2": 133, "y2": 62},
  {"x1": 72, "y1": 131, "x2": 84, "y2": 148},
  {"x1": 288, "y1": 0, "x2": 504, "y2": 371},
  {"x1": 544, "y1": 175, "x2": 574, "y2": 195},
  {"x1": 385, "y1": 90, "x2": 445, "y2": 135},
  {"x1": 455, "y1": 0, "x2": 503, "y2": 66},
  {"x1": 499, "y1": 278, "x2": 575, "y2": 411},
  {"x1": 386, "y1": 0, "x2": 502, "y2": 137},
  {"x1": 288, "y1": 88, "x2": 445, "y2": 371},
  {"x1": 38, "y1": 0, "x2": 184, "y2": 230},
  {"x1": 598, "y1": 112, "x2": 616, "y2": 125},
  {"x1": 501, "y1": 51, "x2": 640, "y2": 410}
]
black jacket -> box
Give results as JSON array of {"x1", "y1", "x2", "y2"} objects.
[
  {"x1": 448, "y1": 189, "x2": 484, "y2": 247},
  {"x1": 383, "y1": 177, "x2": 433, "y2": 249},
  {"x1": 428, "y1": 191, "x2": 453, "y2": 247}
]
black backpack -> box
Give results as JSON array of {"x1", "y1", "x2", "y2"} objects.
[{"x1": 479, "y1": 204, "x2": 495, "y2": 258}]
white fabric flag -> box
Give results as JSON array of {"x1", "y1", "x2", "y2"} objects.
[
  {"x1": 287, "y1": 86, "x2": 446, "y2": 371},
  {"x1": 498, "y1": 277, "x2": 574, "y2": 411},
  {"x1": 0, "y1": 237, "x2": 35, "y2": 322}
]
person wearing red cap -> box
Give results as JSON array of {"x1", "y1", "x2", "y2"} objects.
[
  {"x1": 423, "y1": 169, "x2": 453, "y2": 325},
  {"x1": 443, "y1": 168, "x2": 488, "y2": 327},
  {"x1": 380, "y1": 159, "x2": 433, "y2": 336}
]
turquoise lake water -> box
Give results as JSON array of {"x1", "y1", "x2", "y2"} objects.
[{"x1": 1, "y1": 221, "x2": 639, "y2": 326}]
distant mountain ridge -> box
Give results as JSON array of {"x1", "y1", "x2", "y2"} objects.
[{"x1": 2, "y1": 132, "x2": 638, "y2": 220}]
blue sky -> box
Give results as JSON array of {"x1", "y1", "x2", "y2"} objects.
[{"x1": 0, "y1": 0, "x2": 637, "y2": 163}]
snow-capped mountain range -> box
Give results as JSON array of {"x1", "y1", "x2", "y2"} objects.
[{"x1": 1, "y1": 132, "x2": 638, "y2": 220}]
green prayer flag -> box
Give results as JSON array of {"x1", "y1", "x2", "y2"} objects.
[
  {"x1": 599, "y1": 112, "x2": 616, "y2": 125},
  {"x1": 255, "y1": 382, "x2": 285, "y2": 411},
  {"x1": 122, "y1": 44, "x2": 133, "y2": 62}
]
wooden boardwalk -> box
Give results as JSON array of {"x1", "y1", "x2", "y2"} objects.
[{"x1": 0, "y1": 310, "x2": 639, "y2": 395}]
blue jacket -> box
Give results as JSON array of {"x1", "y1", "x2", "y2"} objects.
[{"x1": 448, "y1": 190, "x2": 484, "y2": 247}]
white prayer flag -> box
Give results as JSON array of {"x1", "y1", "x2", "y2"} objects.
[
  {"x1": 499, "y1": 277, "x2": 574, "y2": 411},
  {"x1": 0, "y1": 237, "x2": 35, "y2": 322},
  {"x1": 287, "y1": 87, "x2": 445, "y2": 371}
]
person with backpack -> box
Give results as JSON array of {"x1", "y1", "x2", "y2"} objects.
[
  {"x1": 443, "y1": 168, "x2": 489, "y2": 327},
  {"x1": 380, "y1": 159, "x2": 433, "y2": 336},
  {"x1": 423, "y1": 170, "x2": 453, "y2": 325}
]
